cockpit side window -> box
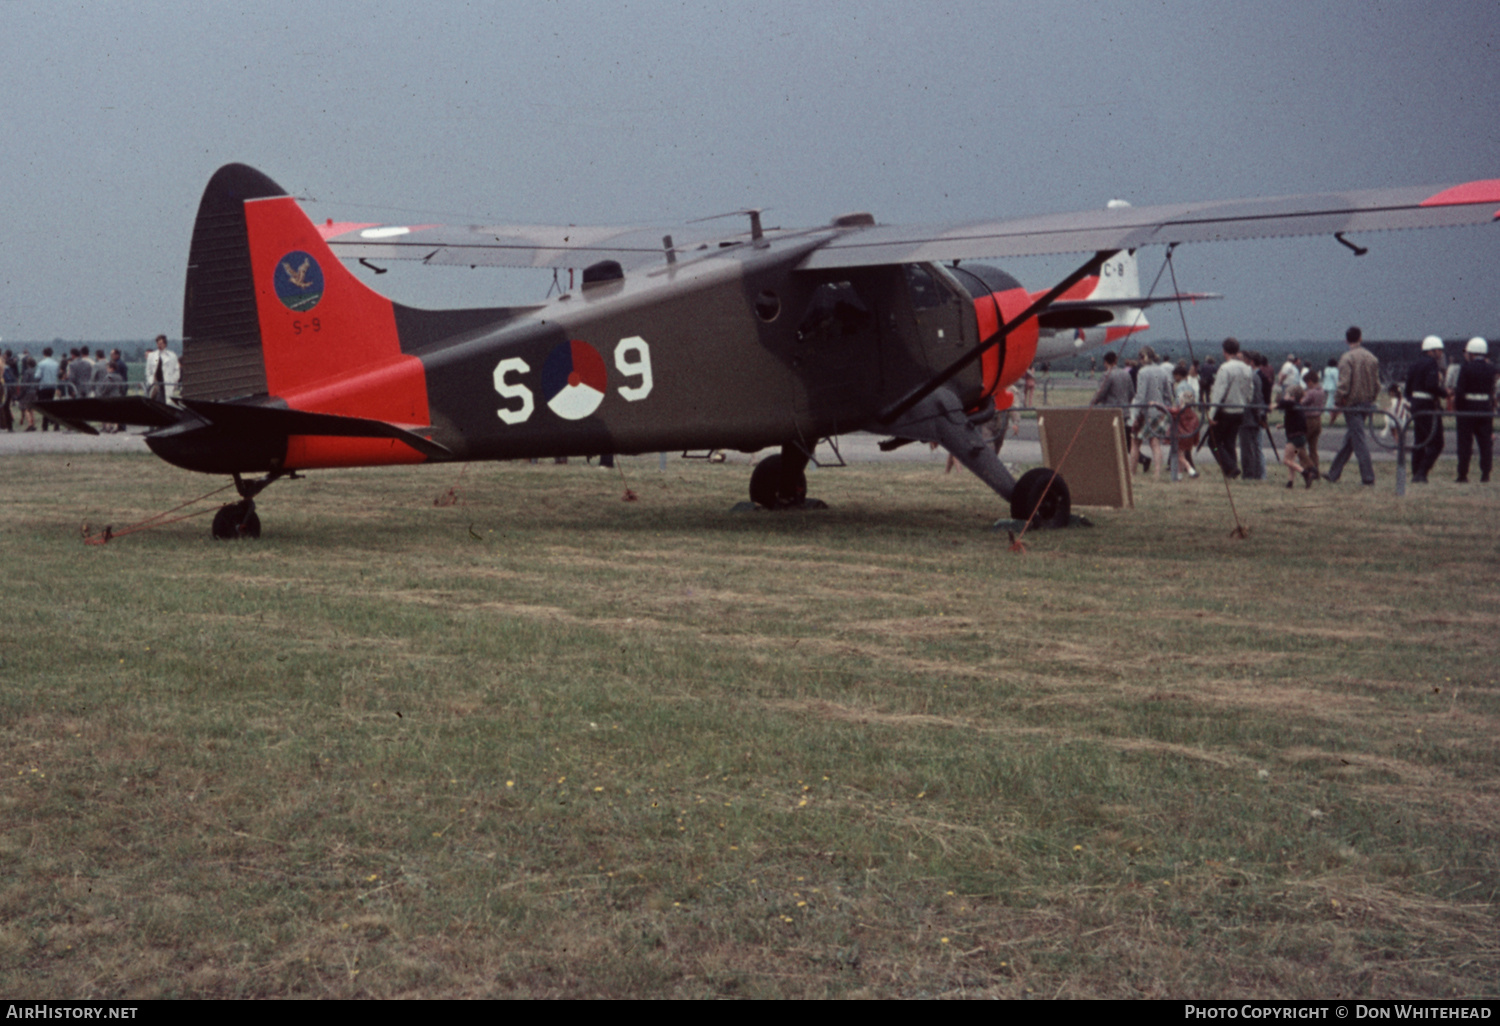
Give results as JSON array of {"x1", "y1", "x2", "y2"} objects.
[{"x1": 904, "y1": 264, "x2": 947, "y2": 311}]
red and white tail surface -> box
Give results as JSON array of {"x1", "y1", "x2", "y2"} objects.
[
  {"x1": 242, "y1": 195, "x2": 431, "y2": 467},
  {"x1": 180, "y1": 164, "x2": 431, "y2": 468}
]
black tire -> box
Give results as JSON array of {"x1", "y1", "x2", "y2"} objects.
[
  {"x1": 749, "y1": 453, "x2": 807, "y2": 509},
  {"x1": 1010, "y1": 467, "x2": 1071, "y2": 528},
  {"x1": 212, "y1": 501, "x2": 261, "y2": 540}
]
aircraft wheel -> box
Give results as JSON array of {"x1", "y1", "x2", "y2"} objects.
[
  {"x1": 749, "y1": 453, "x2": 807, "y2": 509},
  {"x1": 1010, "y1": 467, "x2": 1070, "y2": 528},
  {"x1": 212, "y1": 501, "x2": 261, "y2": 540}
]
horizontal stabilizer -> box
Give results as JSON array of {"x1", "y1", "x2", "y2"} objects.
[
  {"x1": 32, "y1": 395, "x2": 451, "y2": 460},
  {"x1": 1047, "y1": 292, "x2": 1221, "y2": 312},
  {"x1": 30, "y1": 396, "x2": 185, "y2": 433},
  {"x1": 177, "y1": 400, "x2": 453, "y2": 459}
]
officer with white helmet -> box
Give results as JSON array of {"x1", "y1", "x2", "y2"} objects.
[
  {"x1": 1404, "y1": 335, "x2": 1448, "y2": 483},
  {"x1": 1454, "y1": 337, "x2": 1496, "y2": 483}
]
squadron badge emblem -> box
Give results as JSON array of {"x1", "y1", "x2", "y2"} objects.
[{"x1": 274, "y1": 250, "x2": 325, "y2": 312}]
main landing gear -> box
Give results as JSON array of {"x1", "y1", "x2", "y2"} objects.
[
  {"x1": 749, "y1": 451, "x2": 806, "y2": 509},
  {"x1": 1008, "y1": 467, "x2": 1071, "y2": 528},
  {"x1": 748, "y1": 445, "x2": 827, "y2": 510},
  {"x1": 211, "y1": 469, "x2": 290, "y2": 540},
  {"x1": 882, "y1": 386, "x2": 1074, "y2": 529}
]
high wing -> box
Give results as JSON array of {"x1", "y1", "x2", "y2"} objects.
[
  {"x1": 324, "y1": 180, "x2": 1500, "y2": 271},
  {"x1": 800, "y1": 180, "x2": 1500, "y2": 268},
  {"x1": 322, "y1": 219, "x2": 833, "y2": 271}
]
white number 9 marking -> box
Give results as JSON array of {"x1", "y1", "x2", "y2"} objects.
[{"x1": 615, "y1": 336, "x2": 653, "y2": 401}]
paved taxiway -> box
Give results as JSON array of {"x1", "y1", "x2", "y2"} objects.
[
  {"x1": 0, "y1": 426, "x2": 1045, "y2": 464},
  {"x1": 0, "y1": 419, "x2": 1396, "y2": 471}
]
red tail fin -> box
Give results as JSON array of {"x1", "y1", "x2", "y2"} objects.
[{"x1": 182, "y1": 164, "x2": 429, "y2": 467}]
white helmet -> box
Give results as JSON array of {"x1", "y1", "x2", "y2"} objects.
[
  {"x1": 1421, "y1": 335, "x2": 1444, "y2": 351},
  {"x1": 1467, "y1": 337, "x2": 1489, "y2": 355}
]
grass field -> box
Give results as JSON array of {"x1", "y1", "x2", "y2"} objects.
[{"x1": 2, "y1": 451, "x2": 1497, "y2": 998}]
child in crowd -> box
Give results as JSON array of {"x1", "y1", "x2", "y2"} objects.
[
  {"x1": 1278, "y1": 385, "x2": 1315, "y2": 488},
  {"x1": 1300, "y1": 369, "x2": 1326, "y2": 475},
  {"x1": 1171, "y1": 362, "x2": 1200, "y2": 478},
  {"x1": 1379, "y1": 382, "x2": 1410, "y2": 444}
]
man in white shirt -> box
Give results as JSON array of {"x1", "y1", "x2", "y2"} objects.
[
  {"x1": 144, "y1": 335, "x2": 180, "y2": 402},
  {"x1": 1208, "y1": 338, "x2": 1256, "y2": 478},
  {"x1": 1276, "y1": 354, "x2": 1301, "y2": 401},
  {"x1": 34, "y1": 347, "x2": 61, "y2": 431}
]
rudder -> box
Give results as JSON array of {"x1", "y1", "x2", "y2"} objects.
[
  {"x1": 180, "y1": 163, "x2": 430, "y2": 467},
  {"x1": 181, "y1": 163, "x2": 418, "y2": 419},
  {"x1": 181, "y1": 163, "x2": 285, "y2": 401},
  {"x1": 176, "y1": 163, "x2": 537, "y2": 470},
  {"x1": 1086, "y1": 247, "x2": 1140, "y2": 302}
]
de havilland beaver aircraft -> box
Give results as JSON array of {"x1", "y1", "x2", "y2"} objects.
[{"x1": 37, "y1": 164, "x2": 1500, "y2": 538}]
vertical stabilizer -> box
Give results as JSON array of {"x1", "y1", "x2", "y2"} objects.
[
  {"x1": 180, "y1": 163, "x2": 429, "y2": 467},
  {"x1": 176, "y1": 163, "x2": 535, "y2": 470},
  {"x1": 181, "y1": 164, "x2": 286, "y2": 400},
  {"x1": 1086, "y1": 244, "x2": 1139, "y2": 301},
  {"x1": 181, "y1": 163, "x2": 423, "y2": 422}
]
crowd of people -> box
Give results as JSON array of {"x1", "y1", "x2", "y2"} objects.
[
  {"x1": 2, "y1": 346, "x2": 126, "y2": 432},
  {"x1": 1, "y1": 336, "x2": 180, "y2": 433},
  {"x1": 3, "y1": 332, "x2": 1495, "y2": 488},
  {"x1": 1087, "y1": 328, "x2": 1498, "y2": 488}
]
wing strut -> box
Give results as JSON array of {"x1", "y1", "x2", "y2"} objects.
[
  {"x1": 878, "y1": 249, "x2": 1121, "y2": 425},
  {"x1": 1163, "y1": 244, "x2": 1198, "y2": 366}
]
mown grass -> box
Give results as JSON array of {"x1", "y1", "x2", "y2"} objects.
[{"x1": 1, "y1": 450, "x2": 1497, "y2": 998}]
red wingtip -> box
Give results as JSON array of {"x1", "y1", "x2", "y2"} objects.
[
  {"x1": 316, "y1": 220, "x2": 381, "y2": 240},
  {"x1": 1419, "y1": 179, "x2": 1500, "y2": 208}
]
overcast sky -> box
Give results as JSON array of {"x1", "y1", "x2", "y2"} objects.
[{"x1": 2, "y1": 0, "x2": 1496, "y2": 344}]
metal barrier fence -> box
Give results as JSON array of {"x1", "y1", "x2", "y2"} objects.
[
  {"x1": 1020, "y1": 399, "x2": 1494, "y2": 496},
  {"x1": 2, "y1": 381, "x2": 170, "y2": 403},
  {"x1": 1153, "y1": 402, "x2": 1495, "y2": 495},
  {"x1": 1380, "y1": 407, "x2": 1495, "y2": 496},
  {"x1": 4, "y1": 381, "x2": 1489, "y2": 497}
]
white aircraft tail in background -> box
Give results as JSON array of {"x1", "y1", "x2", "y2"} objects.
[{"x1": 1030, "y1": 201, "x2": 1218, "y2": 362}]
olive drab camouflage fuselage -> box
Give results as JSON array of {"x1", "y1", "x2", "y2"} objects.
[{"x1": 154, "y1": 164, "x2": 1007, "y2": 476}]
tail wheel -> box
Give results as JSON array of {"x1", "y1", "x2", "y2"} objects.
[
  {"x1": 749, "y1": 453, "x2": 807, "y2": 509},
  {"x1": 1010, "y1": 467, "x2": 1071, "y2": 528},
  {"x1": 212, "y1": 500, "x2": 261, "y2": 540}
]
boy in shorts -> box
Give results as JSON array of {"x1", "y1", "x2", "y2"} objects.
[
  {"x1": 1300, "y1": 369, "x2": 1325, "y2": 475},
  {"x1": 1278, "y1": 385, "x2": 1314, "y2": 488}
]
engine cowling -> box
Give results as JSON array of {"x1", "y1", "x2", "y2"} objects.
[{"x1": 947, "y1": 263, "x2": 1041, "y2": 403}]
